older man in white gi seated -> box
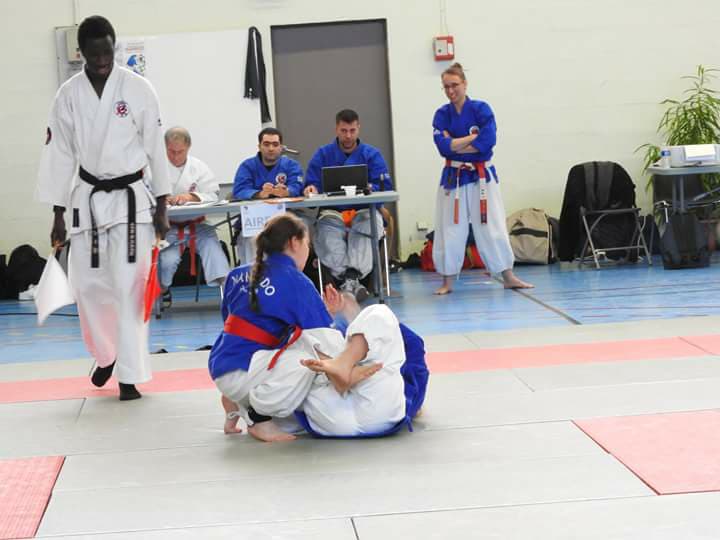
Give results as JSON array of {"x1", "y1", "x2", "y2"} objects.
[{"x1": 159, "y1": 127, "x2": 230, "y2": 305}]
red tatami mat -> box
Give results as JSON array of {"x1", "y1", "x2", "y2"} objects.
[
  {"x1": 681, "y1": 334, "x2": 720, "y2": 355},
  {"x1": 0, "y1": 369, "x2": 214, "y2": 404},
  {"x1": 424, "y1": 336, "x2": 705, "y2": 373},
  {"x1": 575, "y1": 411, "x2": 720, "y2": 495},
  {"x1": 0, "y1": 456, "x2": 64, "y2": 539},
  {"x1": 0, "y1": 334, "x2": 714, "y2": 404}
]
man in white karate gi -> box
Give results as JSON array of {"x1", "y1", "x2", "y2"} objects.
[
  {"x1": 159, "y1": 126, "x2": 230, "y2": 305},
  {"x1": 36, "y1": 15, "x2": 171, "y2": 401}
]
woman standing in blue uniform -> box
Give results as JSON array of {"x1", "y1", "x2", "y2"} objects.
[{"x1": 431, "y1": 63, "x2": 533, "y2": 294}]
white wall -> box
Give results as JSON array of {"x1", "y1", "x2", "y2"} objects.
[{"x1": 1, "y1": 0, "x2": 719, "y2": 258}]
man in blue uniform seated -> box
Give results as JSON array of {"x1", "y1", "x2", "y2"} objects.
[
  {"x1": 303, "y1": 109, "x2": 392, "y2": 302},
  {"x1": 232, "y1": 127, "x2": 305, "y2": 263}
]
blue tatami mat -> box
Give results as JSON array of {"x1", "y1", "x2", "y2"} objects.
[{"x1": 2, "y1": 254, "x2": 720, "y2": 364}]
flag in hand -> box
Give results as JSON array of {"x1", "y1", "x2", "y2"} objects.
[
  {"x1": 143, "y1": 246, "x2": 161, "y2": 322},
  {"x1": 34, "y1": 251, "x2": 75, "y2": 325}
]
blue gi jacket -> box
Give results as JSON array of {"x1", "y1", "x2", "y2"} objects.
[
  {"x1": 432, "y1": 97, "x2": 498, "y2": 188},
  {"x1": 208, "y1": 253, "x2": 333, "y2": 379},
  {"x1": 305, "y1": 139, "x2": 392, "y2": 209},
  {"x1": 232, "y1": 154, "x2": 304, "y2": 200}
]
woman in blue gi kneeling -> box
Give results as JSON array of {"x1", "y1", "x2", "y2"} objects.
[{"x1": 208, "y1": 213, "x2": 428, "y2": 442}]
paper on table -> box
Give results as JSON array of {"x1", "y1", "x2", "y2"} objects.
[
  {"x1": 34, "y1": 253, "x2": 75, "y2": 325},
  {"x1": 170, "y1": 199, "x2": 228, "y2": 208}
]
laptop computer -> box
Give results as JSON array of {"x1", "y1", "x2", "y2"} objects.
[{"x1": 321, "y1": 164, "x2": 369, "y2": 195}]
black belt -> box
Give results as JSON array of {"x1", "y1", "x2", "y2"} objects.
[{"x1": 78, "y1": 166, "x2": 143, "y2": 268}]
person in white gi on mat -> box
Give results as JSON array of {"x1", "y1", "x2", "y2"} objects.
[
  {"x1": 208, "y1": 214, "x2": 427, "y2": 442},
  {"x1": 36, "y1": 16, "x2": 171, "y2": 400}
]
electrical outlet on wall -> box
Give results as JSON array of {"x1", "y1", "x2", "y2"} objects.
[{"x1": 416, "y1": 221, "x2": 429, "y2": 231}]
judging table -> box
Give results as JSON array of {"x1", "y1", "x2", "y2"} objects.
[
  {"x1": 163, "y1": 191, "x2": 399, "y2": 314},
  {"x1": 648, "y1": 164, "x2": 720, "y2": 214}
]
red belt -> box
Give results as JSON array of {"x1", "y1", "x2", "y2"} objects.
[
  {"x1": 444, "y1": 160, "x2": 488, "y2": 225},
  {"x1": 223, "y1": 314, "x2": 303, "y2": 370},
  {"x1": 171, "y1": 217, "x2": 206, "y2": 276}
]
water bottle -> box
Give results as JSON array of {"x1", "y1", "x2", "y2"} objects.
[{"x1": 660, "y1": 146, "x2": 671, "y2": 168}]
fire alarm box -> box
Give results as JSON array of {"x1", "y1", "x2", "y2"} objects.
[{"x1": 434, "y1": 35, "x2": 454, "y2": 61}]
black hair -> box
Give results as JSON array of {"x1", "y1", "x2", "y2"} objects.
[
  {"x1": 249, "y1": 214, "x2": 307, "y2": 312},
  {"x1": 258, "y1": 127, "x2": 283, "y2": 143},
  {"x1": 335, "y1": 109, "x2": 359, "y2": 124},
  {"x1": 77, "y1": 15, "x2": 116, "y2": 52}
]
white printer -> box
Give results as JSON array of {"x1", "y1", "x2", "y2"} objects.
[{"x1": 668, "y1": 144, "x2": 720, "y2": 167}]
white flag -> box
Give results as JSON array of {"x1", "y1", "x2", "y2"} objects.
[{"x1": 34, "y1": 253, "x2": 75, "y2": 325}]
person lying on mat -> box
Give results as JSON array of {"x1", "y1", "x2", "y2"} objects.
[{"x1": 208, "y1": 213, "x2": 428, "y2": 442}]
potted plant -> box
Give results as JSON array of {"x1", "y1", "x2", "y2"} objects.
[
  {"x1": 637, "y1": 65, "x2": 720, "y2": 249},
  {"x1": 638, "y1": 65, "x2": 720, "y2": 190}
]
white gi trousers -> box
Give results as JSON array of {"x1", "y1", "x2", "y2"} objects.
[
  {"x1": 432, "y1": 180, "x2": 514, "y2": 275},
  {"x1": 214, "y1": 305, "x2": 405, "y2": 436},
  {"x1": 68, "y1": 223, "x2": 154, "y2": 384},
  {"x1": 314, "y1": 209, "x2": 384, "y2": 279},
  {"x1": 214, "y1": 327, "x2": 339, "y2": 421},
  {"x1": 159, "y1": 223, "x2": 230, "y2": 289},
  {"x1": 302, "y1": 305, "x2": 406, "y2": 436}
]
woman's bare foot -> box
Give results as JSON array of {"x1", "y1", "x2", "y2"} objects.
[
  {"x1": 501, "y1": 269, "x2": 534, "y2": 289},
  {"x1": 247, "y1": 420, "x2": 297, "y2": 442},
  {"x1": 221, "y1": 395, "x2": 242, "y2": 434},
  {"x1": 301, "y1": 359, "x2": 382, "y2": 393},
  {"x1": 301, "y1": 333, "x2": 370, "y2": 392},
  {"x1": 348, "y1": 363, "x2": 383, "y2": 387},
  {"x1": 435, "y1": 275, "x2": 454, "y2": 295},
  {"x1": 224, "y1": 412, "x2": 243, "y2": 435},
  {"x1": 301, "y1": 358, "x2": 352, "y2": 393}
]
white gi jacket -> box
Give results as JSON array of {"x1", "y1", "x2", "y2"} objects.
[
  {"x1": 169, "y1": 156, "x2": 219, "y2": 203},
  {"x1": 36, "y1": 63, "x2": 171, "y2": 233}
]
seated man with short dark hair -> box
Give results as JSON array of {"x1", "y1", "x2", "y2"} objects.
[
  {"x1": 304, "y1": 109, "x2": 392, "y2": 302},
  {"x1": 232, "y1": 127, "x2": 305, "y2": 263}
]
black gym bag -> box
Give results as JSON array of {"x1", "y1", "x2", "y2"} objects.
[{"x1": 661, "y1": 213, "x2": 710, "y2": 269}]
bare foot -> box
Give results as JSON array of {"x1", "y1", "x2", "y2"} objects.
[
  {"x1": 301, "y1": 358, "x2": 353, "y2": 392},
  {"x1": 501, "y1": 270, "x2": 534, "y2": 289},
  {"x1": 247, "y1": 420, "x2": 297, "y2": 442},
  {"x1": 221, "y1": 395, "x2": 242, "y2": 434},
  {"x1": 435, "y1": 275, "x2": 454, "y2": 295},
  {"x1": 224, "y1": 412, "x2": 243, "y2": 435},
  {"x1": 503, "y1": 276, "x2": 534, "y2": 289},
  {"x1": 348, "y1": 363, "x2": 383, "y2": 387}
]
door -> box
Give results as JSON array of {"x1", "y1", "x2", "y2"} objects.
[{"x1": 271, "y1": 19, "x2": 397, "y2": 256}]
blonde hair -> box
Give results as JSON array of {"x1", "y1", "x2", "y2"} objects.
[{"x1": 442, "y1": 62, "x2": 466, "y2": 82}]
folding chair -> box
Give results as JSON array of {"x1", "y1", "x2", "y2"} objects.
[{"x1": 559, "y1": 161, "x2": 651, "y2": 268}]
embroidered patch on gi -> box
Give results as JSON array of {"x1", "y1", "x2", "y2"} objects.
[
  {"x1": 114, "y1": 101, "x2": 129, "y2": 118},
  {"x1": 469, "y1": 125, "x2": 480, "y2": 135},
  {"x1": 189, "y1": 182, "x2": 197, "y2": 192},
  {"x1": 157, "y1": 117, "x2": 162, "y2": 127},
  {"x1": 275, "y1": 173, "x2": 287, "y2": 185},
  {"x1": 45, "y1": 127, "x2": 52, "y2": 145}
]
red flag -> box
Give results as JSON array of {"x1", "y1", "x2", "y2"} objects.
[{"x1": 143, "y1": 246, "x2": 161, "y2": 322}]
